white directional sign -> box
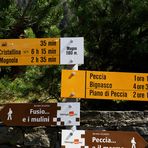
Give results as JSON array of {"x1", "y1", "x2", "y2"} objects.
[{"x1": 60, "y1": 37, "x2": 84, "y2": 64}]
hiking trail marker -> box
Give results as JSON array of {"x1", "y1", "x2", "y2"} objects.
[
  {"x1": 0, "y1": 37, "x2": 84, "y2": 66},
  {"x1": 0, "y1": 103, "x2": 80, "y2": 126},
  {"x1": 61, "y1": 130, "x2": 148, "y2": 148},
  {"x1": 61, "y1": 70, "x2": 148, "y2": 101}
]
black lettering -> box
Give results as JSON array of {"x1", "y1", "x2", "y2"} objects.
[
  {"x1": 48, "y1": 58, "x2": 56, "y2": 62},
  {"x1": 31, "y1": 49, "x2": 35, "y2": 54},
  {"x1": 0, "y1": 49, "x2": 21, "y2": 55},
  {"x1": 67, "y1": 46, "x2": 77, "y2": 51},
  {"x1": 48, "y1": 41, "x2": 56, "y2": 46},
  {"x1": 111, "y1": 91, "x2": 127, "y2": 97},
  {"x1": 31, "y1": 57, "x2": 34, "y2": 63},
  {"x1": 41, "y1": 48, "x2": 46, "y2": 54},
  {"x1": 133, "y1": 92, "x2": 136, "y2": 98},
  {"x1": 89, "y1": 90, "x2": 103, "y2": 96},
  {"x1": 40, "y1": 57, "x2": 46, "y2": 62},
  {"x1": 133, "y1": 92, "x2": 145, "y2": 98},
  {"x1": 146, "y1": 84, "x2": 148, "y2": 90},
  {"x1": 74, "y1": 51, "x2": 77, "y2": 55},
  {"x1": 0, "y1": 57, "x2": 18, "y2": 64},
  {"x1": 48, "y1": 50, "x2": 56, "y2": 54},
  {"x1": 133, "y1": 83, "x2": 144, "y2": 90},
  {"x1": 90, "y1": 81, "x2": 112, "y2": 89},
  {"x1": 1, "y1": 42, "x2": 7, "y2": 46},
  {"x1": 66, "y1": 51, "x2": 73, "y2": 55},
  {"x1": 40, "y1": 40, "x2": 47, "y2": 46},
  {"x1": 90, "y1": 73, "x2": 106, "y2": 80},
  {"x1": 134, "y1": 75, "x2": 144, "y2": 81}
]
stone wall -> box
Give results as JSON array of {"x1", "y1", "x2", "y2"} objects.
[
  {"x1": 81, "y1": 110, "x2": 148, "y2": 141},
  {"x1": 0, "y1": 110, "x2": 148, "y2": 147}
]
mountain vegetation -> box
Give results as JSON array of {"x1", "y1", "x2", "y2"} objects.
[{"x1": 0, "y1": 0, "x2": 147, "y2": 110}]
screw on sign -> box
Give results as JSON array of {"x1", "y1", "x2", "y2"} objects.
[{"x1": 61, "y1": 130, "x2": 148, "y2": 148}]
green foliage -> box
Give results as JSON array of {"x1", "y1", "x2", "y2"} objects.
[
  {"x1": 0, "y1": 0, "x2": 63, "y2": 103},
  {"x1": 0, "y1": 0, "x2": 12, "y2": 9},
  {"x1": 62, "y1": 0, "x2": 148, "y2": 107},
  {"x1": 0, "y1": 66, "x2": 62, "y2": 103},
  {"x1": 0, "y1": 0, "x2": 63, "y2": 38},
  {"x1": 24, "y1": 28, "x2": 36, "y2": 38},
  {"x1": 0, "y1": 0, "x2": 18, "y2": 38},
  {"x1": 0, "y1": 0, "x2": 148, "y2": 108},
  {"x1": 0, "y1": 77, "x2": 14, "y2": 102},
  {"x1": 67, "y1": 0, "x2": 148, "y2": 72}
]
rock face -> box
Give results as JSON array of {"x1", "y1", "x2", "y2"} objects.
[
  {"x1": 0, "y1": 110, "x2": 148, "y2": 147},
  {"x1": 0, "y1": 126, "x2": 58, "y2": 148},
  {"x1": 24, "y1": 127, "x2": 50, "y2": 147},
  {"x1": 0, "y1": 127, "x2": 23, "y2": 145},
  {"x1": 80, "y1": 110, "x2": 148, "y2": 141}
]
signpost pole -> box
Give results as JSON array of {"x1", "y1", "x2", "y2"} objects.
[
  {"x1": 64, "y1": 64, "x2": 78, "y2": 102},
  {"x1": 55, "y1": 64, "x2": 78, "y2": 148},
  {"x1": 59, "y1": 36, "x2": 84, "y2": 147},
  {"x1": 63, "y1": 64, "x2": 78, "y2": 146}
]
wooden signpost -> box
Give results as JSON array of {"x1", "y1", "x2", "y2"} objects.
[
  {"x1": 61, "y1": 70, "x2": 148, "y2": 101},
  {"x1": 1, "y1": 36, "x2": 148, "y2": 147},
  {"x1": 0, "y1": 103, "x2": 80, "y2": 126},
  {"x1": 62, "y1": 130, "x2": 148, "y2": 148},
  {"x1": 0, "y1": 37, "x2": 84, "y2": 66}
]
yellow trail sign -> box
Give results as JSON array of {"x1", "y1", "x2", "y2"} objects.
[
  {"x1": 61, "y1": 70, "x2": 148, "y2": 101},
  {"x1": 0, "y1": 38, "x2": 59, "y2": 66},
  {"x1": 0, "y1": 37, "x2": 84, "y2": 66}
]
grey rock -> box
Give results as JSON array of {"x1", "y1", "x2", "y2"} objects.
[
  {"x1": 0, "y1": 126, "x2": 23, "y2": 145},
  {"x1": 24, "y1": 127, "x2": 50, "y2": 148}
]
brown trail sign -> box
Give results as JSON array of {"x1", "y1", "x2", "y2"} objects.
[
  {"x1": 61, "y1": 130, "x2": 148, "y2": 148},
  {"x1": 0, "y1": 103, "x2": 80, "y2": 126}
]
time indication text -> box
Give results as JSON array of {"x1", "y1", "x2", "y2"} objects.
[
  {"x1": 86, "y1": 72, "x2": 148, "y2": 100},
  {"x1": 0, "y1": 38, "x2": 59, "y2": 66},
  {"x1": 31, "y1": 48, "x2": 57, "y2": 55}
]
